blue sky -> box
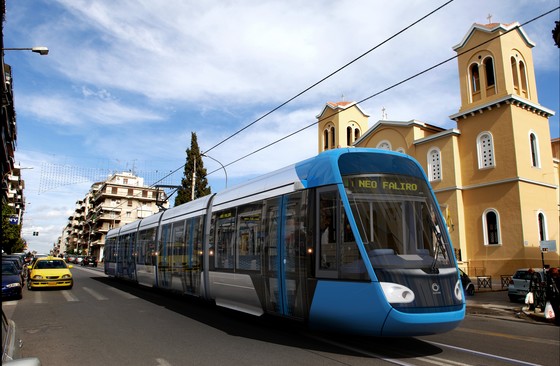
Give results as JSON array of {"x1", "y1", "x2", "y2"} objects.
[{"x1": 4, "y1": 0, "x2": 559, "y2": 254}]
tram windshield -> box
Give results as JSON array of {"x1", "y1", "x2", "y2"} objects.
[{"x1": 344, "y1": 174, "x2": 453, "y2": 270}]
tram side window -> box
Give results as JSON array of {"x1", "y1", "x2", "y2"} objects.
[
  {"x1": 190, "y1": 216, "x2": 204, "y2": 270},
  {"x1": 236, "y1": 204, "x2": 263, "y2": 271},
  {"x1": 159, "y1": 224, "x2": 172, "y2": 271},
  {"x1": 118, "y1": 234, "x2": 128, "y2": 263},
  {"x1": 263, "y1": 198, "x2": 280, "y2": 272},
  {"x1": 105, "y1": 237, "x2": 116, "y2": 263},
  {"x1": 319, "y1": 189, "x2": 338, "y2": 271},
  {"x1": 171, "y1": 220, "x2": 186, "y2": 275},
  {"x1": 285, "y1": 191, "x2": 309, "y2": 273},
  {"x1": 147, "y1": 228, "x2": 157, "y2": 265},
  {"x1": 214, "y1": 209, "x2": 236, "y2": 269},
  {"x1": 137, "y1": 228, "x2": 157, "y2": 265}
]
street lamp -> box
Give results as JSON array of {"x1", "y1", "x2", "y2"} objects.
[
  {"x1": 202, "y1": 153, "x2": 228, "y2": 189},
  {"x1": 2, "y1": 46, "x2": 49, "y2": 55}
]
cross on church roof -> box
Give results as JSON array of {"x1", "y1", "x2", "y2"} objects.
[{"x1": 487, "y1": 14, "x2": 492, "y2": 24}]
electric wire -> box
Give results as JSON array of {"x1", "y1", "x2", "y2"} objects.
[
  {"x1": 201, "y1": 0, "x2": 455, "y2": 156},
  {"x1": 148, "y1": 0, "x2": 456, "y2": 186},
  {"x1": 119, "y1": 6, "x2": 558, "y2": 213},
  {"x1": 205, "y1": 7, "x2": 560, "y2": 176}
]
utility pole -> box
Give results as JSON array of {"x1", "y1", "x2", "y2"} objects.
[{"x1": 191, "y1": 159, "x2": 196, "y2": 201}]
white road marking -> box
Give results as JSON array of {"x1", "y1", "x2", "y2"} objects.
[
  {"x1": 155, "y1": 358, "x2": 172, "y2": 366},
  {"x1": 83, "y1": 287, "x2": 108, "y2": 300},
  {"x1": 61, "y1": 290, "x2": 79, "y2": 302}
]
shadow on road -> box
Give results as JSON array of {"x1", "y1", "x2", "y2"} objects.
[{"x1": 92, "y1": 276, "x2": 445, "y2": 360}]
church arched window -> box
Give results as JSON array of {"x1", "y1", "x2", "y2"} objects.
[
  {"x1": 477, "y1": 132, "x2": 495, "y2": 169},
  {"x1": 427, "y1": 148, "x2": 442, "y2": 181},
  {"x1": 469, "y1": 63, "x2": 481, "y2": 101},
  {"x1": 483, "y1": 57, "x2": 496, "y2": 96},
  {"x1": 529, "y1": 131, "x2": 540, "y2": 167},
  {"x1": 482, "y1": 209, "x2": 501, "y2": 245},
  {"x1": 537, "y1": 211, "x2": 547, "y2": 242},
  {"x1": 511, "y1": 56, "x2": 519, "y2": 94},
  {"x1": 519, "y1": 60, "x2": 528, "y2": 98},
  {"x1": 376, "y1": 140, "x2": 391, "y2": 150}
]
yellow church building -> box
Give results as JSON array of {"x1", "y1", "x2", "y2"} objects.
[{"x1": 316, "y1": 21, "x2": 559, "y2": 281}]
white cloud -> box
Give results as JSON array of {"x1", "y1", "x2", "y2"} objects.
[
  {"x1": 4, "y1": 0, "x2": 558, "y2": 254},
  {"x1": 17, "y1": 93, "x2": 165, "y2": 126}
]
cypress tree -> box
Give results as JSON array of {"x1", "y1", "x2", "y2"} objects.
[{"x1": 174, "y1": 132, "x2": 211, "y2": 206}]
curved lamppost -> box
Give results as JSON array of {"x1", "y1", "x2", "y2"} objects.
[
  {"x1": 2, "y1": 46, "x2": 49, "y2": 55},
  {"x1": 201, "y1": 153, "x2": 228, "y2": 189}
]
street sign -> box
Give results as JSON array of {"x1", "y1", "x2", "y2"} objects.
[
  {"x1": 540, "y1": 240, "x2": 557, "y2": 253},
  {"x1": 9, "y1": 215, "x2": 19, "y2": 225}
]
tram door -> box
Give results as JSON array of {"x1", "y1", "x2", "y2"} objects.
[
  {"x1": 183, "y1": 217, "x2": 203, "y2": 296},
  {"x1": 263, "y1": 192, "x2": 307, "y2": 319},
  {"x1": 117, "y1": 233, "x2": 136, "y2": 281}
]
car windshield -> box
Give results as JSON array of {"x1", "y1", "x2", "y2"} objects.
[
  {"x1": 344, "y1": 174, "x2": 453, "y2": 270},
  {"x1": 514, "y1": 270, "x2": 542, "y2": 281},
  {"x1": 2, "y1": 262, "x2": 19, "y2": 275},
  {"x1": 35, "y1": 260, "x2": 67, "y2": 269}
]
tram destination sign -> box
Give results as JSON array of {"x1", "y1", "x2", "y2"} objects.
[{"x1": 343, "y1": 176, "x2": 425, "y2": 196}]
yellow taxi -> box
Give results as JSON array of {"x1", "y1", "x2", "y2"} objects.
[{"x1": 27, "y1": 256, "x2": 73, "y2": 290}]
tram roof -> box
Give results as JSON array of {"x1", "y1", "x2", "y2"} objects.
[{"x1": 160, "y1": 194, "x2": 214, "y2": 223}]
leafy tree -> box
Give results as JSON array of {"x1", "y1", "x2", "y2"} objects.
[
  {"x1": 174, "y1": 132, "x2": 211, "y2": 206},
  {"x1": 1, "y1": 204, "x2": 25, "y2": 253}
]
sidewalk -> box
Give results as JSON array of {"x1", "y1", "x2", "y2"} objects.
[{"x1": 466, "y1": 287, "x2": 556, "y2": 324}]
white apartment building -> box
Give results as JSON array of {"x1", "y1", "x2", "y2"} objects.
[{"x1": 58, "y1": 172, "x2": 168, "y2": 260}]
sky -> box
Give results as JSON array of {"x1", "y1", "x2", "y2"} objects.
[{"x1": 4, "y1": 0, "x2": 559, "y2": 255}]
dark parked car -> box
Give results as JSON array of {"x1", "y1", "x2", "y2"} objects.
[
  {"x1": 2, "y1": 262, "x2": 23, "y2": 300},
  {"x1": 459, "y1": 268, "x2": 475, "y2": 296},
  {"x1": 80, "y1": 256, "x2": 98, "y2": 267},
  {"x1": 1, "y1": 257, "x2": 24, "y2": 282}
]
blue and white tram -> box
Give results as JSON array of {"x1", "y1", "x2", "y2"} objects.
[{"x1": 105, "y1": 148, "x2": 465, "y2": 336}]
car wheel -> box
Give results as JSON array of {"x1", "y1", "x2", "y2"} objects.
[
  {"x1": 508, "y1": 295, "x2": 517, "y2": 302},
  {"x1": 27, "y1": 281, "x2": 32, "y2": 291}
]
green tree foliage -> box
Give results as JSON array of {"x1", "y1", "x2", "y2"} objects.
[
  {"x1": 174, "y1": 132, "x2": 211, "y2": 206},
  {"x1": 2, "y1": 204, "x2": 25, "y2": 253}
]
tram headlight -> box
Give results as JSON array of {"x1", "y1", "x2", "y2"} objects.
[
  {"x1": 454, "y1": 279, "x2": 463, "y2": 302},
  {"x1": 379, "y1": 282, "x2": 415, "y2": 304}
]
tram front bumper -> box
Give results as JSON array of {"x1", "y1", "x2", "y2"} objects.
[{"x1": 381, "y1": 305, "x2": 466, "y2": 336}]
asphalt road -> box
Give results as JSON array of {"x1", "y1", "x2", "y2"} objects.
[{"x1": 3, "y1": 266, "x2": 559, "y2": 366}]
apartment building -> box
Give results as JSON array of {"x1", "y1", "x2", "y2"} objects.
[{"x1": 59, "y1": 171, "x2": 168, "y2": 260}]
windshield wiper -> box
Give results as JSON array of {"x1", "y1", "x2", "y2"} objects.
[{"x1": 430, "y1": 220, "x2": 447, "y2": 274}]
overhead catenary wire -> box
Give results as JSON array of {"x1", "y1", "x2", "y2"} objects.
[
  {"x1": 201, "y1": 0, "x2": 456, "y2": 157},
  {"x1": 84, "y1": 6, "x2": 559, "y2": 218},
  {"x1": 150, "y1": 0, "x2": 456, "y2": 187},
  {"x1": 204, "y1": 7, "x2": 559, "y2": 176}
]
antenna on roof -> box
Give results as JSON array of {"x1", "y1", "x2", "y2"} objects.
[
  {"x1": 486, "y1": 14, "x2": 493, "y2": 24},
  {"x1": 382, "y1": 107, "x2": 388, "y2": 120},
  {"x1": 341, "y1": 93, "x2": 345, "y2": 102}
]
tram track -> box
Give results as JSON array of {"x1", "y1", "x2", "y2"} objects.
[{"x1": 302, "y1": 331, "x2": 549, "y2": 366}]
